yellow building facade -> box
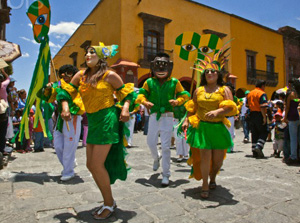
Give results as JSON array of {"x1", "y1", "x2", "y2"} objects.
[{"x1": 52, "y1": 0, "x2": 285, "y2": 98}]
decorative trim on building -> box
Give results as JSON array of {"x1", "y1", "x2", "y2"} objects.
[
  {"x1": 203, "y1": 29, "x2": 227, "y2": 38},
  {"x1": 138, "y1": 12, "x2": 172, "y2": 24}
]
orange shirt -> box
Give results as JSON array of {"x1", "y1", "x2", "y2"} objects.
[
  {"x1": 247, "y1": 87, "x2": 267, "y2": 112},
  {"x1": 33, "y1": 115, "x2": 43, "y2": 132}
]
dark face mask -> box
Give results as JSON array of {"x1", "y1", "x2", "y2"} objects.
[{"x1": 150, "y1": 57, "x2": 173, "y2": 79}]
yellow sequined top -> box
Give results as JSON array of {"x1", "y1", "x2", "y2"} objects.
[
  {"x1": 64, "y1": 70, "x2": 134, "y2": 114},
  {"x1": 185, "y1": 86, "x2": 237, "y2": 128}
]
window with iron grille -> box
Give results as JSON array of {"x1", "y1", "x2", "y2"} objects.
[
  {"x1": 266, "y1": 56, "x2": 275, "y2": 73},
  {"x1": 138, "y1": 12, "x2": 172, "y2": 68},
  {"x1": 246, "y1": 50, "x2": 257, "y2": 84},
  {"x1": 146, "y1": 30, "x2": 160, "y2": 62}
]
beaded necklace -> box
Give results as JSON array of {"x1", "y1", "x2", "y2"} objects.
[{"x1": 204, "y1": 86, "x2": 219, "y2": 100}]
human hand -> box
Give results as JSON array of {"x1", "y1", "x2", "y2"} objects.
[
  {"x1": 120, "y1": 108, "x2": 130, "y2": 122},
  {"x1": 144, "y1": 101, "x2": 154, "y2": 110},
  {"x1": 46, "y1": 82, "x2": 53, "y2": 88},
  {"x1": 204, "y1": 110, "x2": 218, "y2": 120},
  {"x1": 45, "y1": 82, "x2": 53, "y2": 94},
  {"x1": 169, "y1": 99, "x2": 179, "y2": 107},
  {"x1": 263, "y1": 116, "x2": 267, "y2": 125},
  {"x1": 61, "y1": 110, "x2": 71, "y2": 121},
  {"x1": 182, "y1": 118, "x2": 189, "y2": 131}
]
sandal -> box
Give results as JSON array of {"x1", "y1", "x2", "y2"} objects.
[
  {"x1": 93, "y1": 204, "x2": 115, "y2": 220},
  {"x1": 200, "y1": 190, "x2": 209, "y2": 199},
  {"x1": 91, "y1": 200, "x2": 116, "y2": 216},
  {"x1": 209, "y1": 182, "x2": 217, "y2": 190}
]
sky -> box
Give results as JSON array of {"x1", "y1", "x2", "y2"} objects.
[{"x1": 6, "y1": 0, "x2": 300, "y2": 92}]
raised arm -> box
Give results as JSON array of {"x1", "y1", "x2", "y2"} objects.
[{"x1": 70, "y1": 71, "x2": 82, "y2": 88}]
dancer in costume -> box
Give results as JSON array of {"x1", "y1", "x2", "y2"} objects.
[
  {"x1": 37, "y1": 64, "x2": 84, "y2": 181},
  {"x1": 136, "y1": 52, "x2": 190, "y2": 186},
  {"x1": 173, "y1": 102, "x2": 190, "y2": 162},
  {"x1": 181, "y1": 46, "x2": 238, "y2": 199},
  {"x1": 61, "y1": 43, "x2": 134, "y2": 220}
]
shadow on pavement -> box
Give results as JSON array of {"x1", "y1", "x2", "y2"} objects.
[
  {"x1": 174, "y1": 169, "x2": 190, "y2": 173},
  {"x1": 244, "y1": 154, "x2": 270, "y2": 160},
  {"x1": 11, "y1": 171, "x2": 84, "y2": 185},
  {"x1": 228, "y1": 150, "x2": 243, "y2": 153},
  {"x1": 182, "y1": 185, "x2": 239, "y2": 208},
  {"x1": 54, "y1": 208, "x2": 137, "y2": 223},
  {"x1": 135, "y1": 173, "x2": 190, "y2": 188}
]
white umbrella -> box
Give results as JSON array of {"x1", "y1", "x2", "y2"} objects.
[
  {"x1": 0, "y1": 58, "x2": 8, "y2": 69},
  {"x1": 0, "y1": 40, "x2": 22, "y2": 63}
]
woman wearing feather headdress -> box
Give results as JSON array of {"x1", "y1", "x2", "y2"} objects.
[
  {"x1": 181, "y1": 44, "x2": 238, "y2": 199},
  {"x1": 61, "y1": 42, "x2": 135, "y2": 220}
]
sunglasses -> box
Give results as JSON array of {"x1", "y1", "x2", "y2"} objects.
[
  {"x1": 204, "y1": 69, "x2": 217, "y2": 74},
  {"x1": 64, "y1": 72, "x2": 74, "y2": 77}
]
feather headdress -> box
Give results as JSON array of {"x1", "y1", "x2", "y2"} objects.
[
  {"x1": 92, "y1": 42, "x2": 118, "y2": 59},
  {"x1": 193, "y1": 39, "x2": 233, "y2": 74}
]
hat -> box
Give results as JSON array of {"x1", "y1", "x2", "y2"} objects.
[
  {"x1": 10, "y1": 77, "x2": 16, "y2": 82},
  {"x1": 245, "y1": 90, "x2": 250, "y2": 95},
  {"x1": 194, "y1": 39, "x2": 232, "y2": 74},
  {"x1": 92, "y1": 42, "x2": 118, "y2": 59},
  {"x1": 274, "y1": 112, "x2": 282, "y2": 117}
]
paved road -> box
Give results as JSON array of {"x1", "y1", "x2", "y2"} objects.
[{"x1": 1, "y1": 128, "x2": 300, "y2": 223}]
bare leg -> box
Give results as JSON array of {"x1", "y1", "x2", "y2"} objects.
[
  {"x1": 86, "y1": 143, "x2": 114, "y2": 218},
  {"x1": 191, "y1": 147, "x2": 201, "y2": 180},
  {"x1": 200, "y1": 149, "x2": 212, "y2": 191},
  {"x1": 210, "y1": 149, "x2": 226, "y2": 183}
]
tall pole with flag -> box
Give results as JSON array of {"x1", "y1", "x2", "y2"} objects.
[{"x1": 19, "y1": 0, "x2": 51, "y2": 142}]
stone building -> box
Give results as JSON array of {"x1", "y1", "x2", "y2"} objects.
[
  {"x1": 278, "y1": 26, "x2": 300, "y2": 83},
  {"x1": 0, "y1": 0, "x2": 11, "y2": 40}
]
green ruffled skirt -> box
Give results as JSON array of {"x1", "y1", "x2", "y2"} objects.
[
  {"x1": 187, "y1": 121, "x2": 233, "y2": 150},
  {"x1": 86, "y1": 106, "x2": 129, "y2": 184}
]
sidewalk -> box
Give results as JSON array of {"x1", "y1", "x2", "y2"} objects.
[{"x1": 0, "y1": 128, "x2": 300, "y2": 222}]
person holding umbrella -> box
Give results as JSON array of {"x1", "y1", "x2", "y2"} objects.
[{"x1": 0, "y1": 68, "x2": 10, "y2": 158}]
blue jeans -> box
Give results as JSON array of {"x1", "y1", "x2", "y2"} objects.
[
  {"x1": 288, "y1": 120, "x2": 300, "y2": 160},
  {"x1": 283, "y1": 126, "x2": 290, "y2": 160},
  {"x1": 241, "y1": 116, "x2": 249, "y2": 139},
  {"x1": 34, "y1": 132, "x2": 44, "y2": 151}
]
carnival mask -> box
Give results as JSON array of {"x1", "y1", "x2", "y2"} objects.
[
  {"x1": 27, "y1": 0, "x2": 51, "y2": 43},
  {"x1": 150, "y1": 56, "x2": 173, "y2": 79},
  {"x1": 175, "y1": 32, "x2": 223, "y2": 61}
]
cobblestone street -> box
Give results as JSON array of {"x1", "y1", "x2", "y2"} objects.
[{"x1": 1, "y1": 128, "x2": 300, "y2": 222}]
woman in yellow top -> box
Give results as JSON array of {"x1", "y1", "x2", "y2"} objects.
[
  {"x1": 182, "y1": 48, "x2": 237, "y2": 199},
  {"x1": 61, "y1": 43, "x2": 134, "y2": 220}
]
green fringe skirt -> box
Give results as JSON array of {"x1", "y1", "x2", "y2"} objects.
[
  {"x1": 86, "y1": 106, "x2": 129, "y2": 184},
  {"x1": 187, "y1": 121, "x2": 233, "y2": 150}
]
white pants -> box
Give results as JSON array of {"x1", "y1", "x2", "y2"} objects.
[
  {"x1": 126, "y1": 114, "x2": 136, "y2": 146},
  {"x1": 147, "y1": 113, "x2": 173, "y2": 177},
  {"x1": 54, "y1": 115, "x2": 82, "y2": 177},
  {"x1": 227, "y1": 116, "x2": 235, "y2": 150},
  {"x1": 173, "y1": 119, "x2": 189, "y2": 156},
  {"x1": 273, "y1": 139, "x2": 284, "y2": 152}
]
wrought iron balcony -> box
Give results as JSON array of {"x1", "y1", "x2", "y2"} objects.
[
  {"x1": 137, "y1": 45, "x2": 173, "y2": 68},
  {"x1": 247, "y1": 68, "x2": 278, "y2": 87}
]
